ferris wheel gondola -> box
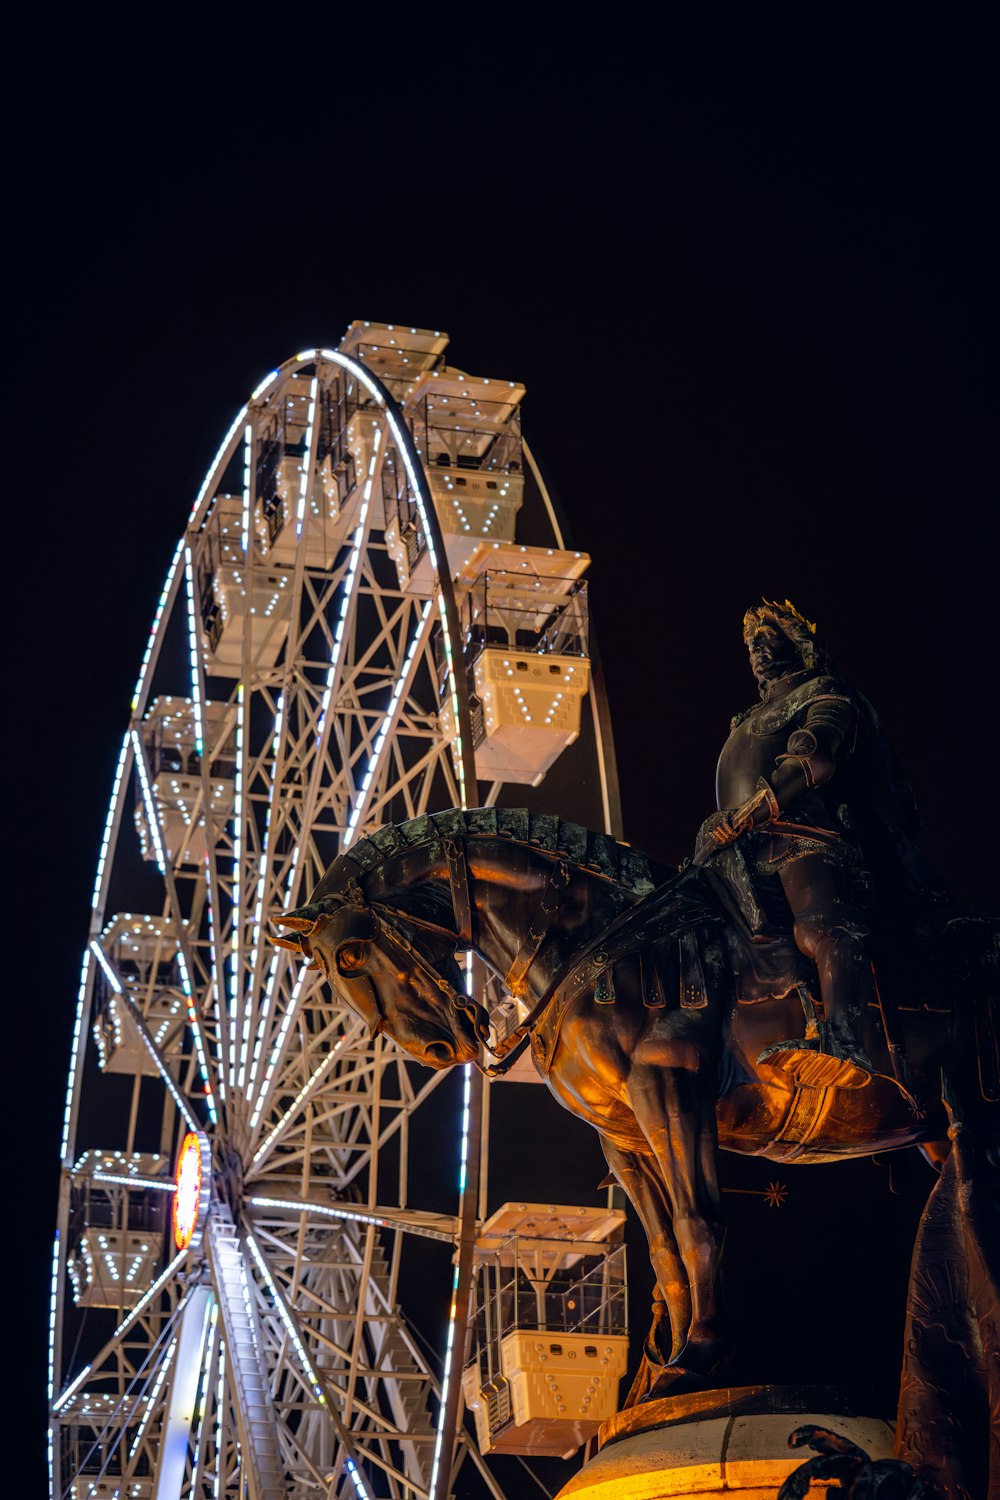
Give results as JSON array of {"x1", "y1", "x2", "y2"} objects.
[{"x1": 50, "y1": 325, "x2": 622, "y2": 1500}]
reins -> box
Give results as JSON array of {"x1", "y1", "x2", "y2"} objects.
[
  {"x1": 323, "y1": 833, "x2": 700, "y2": 1078},
  {"x1": 482, "y1": 863, "x2": 709, "y2": 1076},
  {"x1": 343, "y1": 835, "x2": 580, "y2": 1072}
]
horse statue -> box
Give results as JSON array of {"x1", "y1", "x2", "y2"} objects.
[{"x1": 273, "y1": 806, "x2": 999, "y2": 1498}]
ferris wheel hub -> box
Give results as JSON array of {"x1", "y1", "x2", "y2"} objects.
[{"x1": 212, "y1": 1137, "x2": 244, "y2": 1221}]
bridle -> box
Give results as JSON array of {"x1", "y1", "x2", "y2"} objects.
[
  {"x1": 284, "y1": 835, "x2": 583, "y2": 1075},
  {"x1": 305, "y1": 877, "x2": 492, "y2": 1052}
]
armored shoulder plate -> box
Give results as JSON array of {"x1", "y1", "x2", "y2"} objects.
[{"x1": 749, "y1": 674, "x2": 852, "y2": 737}]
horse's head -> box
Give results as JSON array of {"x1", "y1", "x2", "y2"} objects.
[{"x1": 272, "y1": 894, "x2": 486, "y2": 1069}]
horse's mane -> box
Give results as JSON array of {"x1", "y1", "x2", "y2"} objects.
[{"x1": 312, "y1": 808, "x2": 675, "y2": 904}]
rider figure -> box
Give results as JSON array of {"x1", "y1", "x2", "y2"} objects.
[{"x1": 696, "y1": 599, "x2": 881, "y2": 1090}]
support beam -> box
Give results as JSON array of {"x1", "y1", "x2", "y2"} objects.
[{"x1": 153, "y1": 1285, "x2": 214, "y2": 1500}]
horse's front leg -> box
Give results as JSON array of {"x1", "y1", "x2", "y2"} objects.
[
  {"x1": 626, "y1": 1057, "x2": 728, "y2": 1387},
  {"x1": 601, "y1": 1136, "x2": 689, "y2": 1399}
]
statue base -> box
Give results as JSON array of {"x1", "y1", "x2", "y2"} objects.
[{"x1": 555, "y1": 1386, "x2": 894, "y2": 1499}]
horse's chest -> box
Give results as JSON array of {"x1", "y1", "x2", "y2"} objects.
[
  {"x1": 546, "y1": 1041, "x2": 621, "y2": 1111},
  {"x1": 541, "y1": 1012, "x2": 652, "y2": 1150},
  {"x1": 545, "y1": 1068, "x2": 646, "y2": 1149}
]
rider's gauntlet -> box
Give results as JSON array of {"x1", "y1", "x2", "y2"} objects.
[
  {"x1": 729, "y1": 777, "x2": 781, "y2": 836},
  {"x1": 707, "y1": 777, "x2": 780, "y2": 850}
]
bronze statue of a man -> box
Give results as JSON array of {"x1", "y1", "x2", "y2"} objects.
[{"x1": 695, "y1": 599, "x2": 920, "y2": 1090}]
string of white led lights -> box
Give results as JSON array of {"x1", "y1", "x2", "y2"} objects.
[
  {"x1": 247, "y1": 964, "x2": 313, "y2": 1134},
  {"x1": 213, "y1": 1338, "x2": 226, "y2": 1500},
  {"x1": 428, "y1": 1061, "x2": 474, "y2": 1500},
  {"x1": 92, "y1": 1172, "x2": 176, "y2": 1192},
  {"x1": 248, "y1": 1195, "x2": 457, "y2": 1244},
  {"x1": 250, "y1": 1025, "x2": 358, "y2": 1164},
  {"x1": 131, "y1": 540, "x2": 185, "y2": 714},
  {"x1": 245, "y1": 1233, "x2": 326, "y2": 1405},
  {"x1": 243, "y1": 691, "x2": 287, "y2": 1107},
  {"x1": 128, "y1": 1335, "x2": 177, "y2": 1459},
  {"x1": 343, "y1": 598, "x2": 436, "y2": 847},
  {"x1": 230, "y1": 682, "x2": 245, "y2": 1092}
]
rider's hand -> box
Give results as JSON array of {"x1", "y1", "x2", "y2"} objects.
[{"x1": 693, "y1": 810, "x2": 739, "y2": 864}]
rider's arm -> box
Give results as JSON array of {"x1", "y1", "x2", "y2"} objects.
[{"x1": 768, "y1": 694, "x2": 854, "y2": 807}]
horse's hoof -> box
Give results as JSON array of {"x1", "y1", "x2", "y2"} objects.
[{"x1": 758, "y1": 1040, "x2": 872, "y2": 1090}]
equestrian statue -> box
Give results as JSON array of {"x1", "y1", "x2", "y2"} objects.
[{"x1": 273, "y1": 601, "x2": 998, "y2": 1498}]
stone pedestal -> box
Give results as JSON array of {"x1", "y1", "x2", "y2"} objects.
[{"x1": 556, "y1": 1386, "x2": 894, "y2": 1499}]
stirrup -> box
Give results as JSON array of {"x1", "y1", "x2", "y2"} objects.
[{"x1": 757, "y1": 1036, "x2": 873, "y2": 1090}]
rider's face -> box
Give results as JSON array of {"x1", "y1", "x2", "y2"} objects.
[{"x1": 746, "y1": 623, "x2": 798, "y2": 687}]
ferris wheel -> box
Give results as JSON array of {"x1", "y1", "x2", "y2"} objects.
[{"x1": 50, "y1": 325, "x2": 623, "y2": 1500}]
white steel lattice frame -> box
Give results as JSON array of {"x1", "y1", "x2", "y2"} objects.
[{"x1": 50, "y1": 342, "x2": 617, "y2": 1500}]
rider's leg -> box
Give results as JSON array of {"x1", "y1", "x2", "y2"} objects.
[{"x1": 778, "y1": 851, "x2": 875, "y2": 1070}]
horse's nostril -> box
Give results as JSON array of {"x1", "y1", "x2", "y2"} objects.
[{"x1": 425, "y1": 1041, "x2": 453, "y2": 1064}]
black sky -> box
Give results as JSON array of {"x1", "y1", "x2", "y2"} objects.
[{"x1": 9, "y1": 27, "x2": 996, "y2": 1494}]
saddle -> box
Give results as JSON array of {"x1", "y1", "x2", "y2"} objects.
[
  {"x1": 524, "y1": 873, "x2": 720, "y2": 1077},
  {"x1": 701, "y1": 846, "x2": 813, "y2": 1008}
]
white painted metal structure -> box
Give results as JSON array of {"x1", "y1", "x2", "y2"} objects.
[{"x1": 50, "y1": 326, "x2": 621, "y2": 1500}]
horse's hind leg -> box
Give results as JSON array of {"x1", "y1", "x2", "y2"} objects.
[
  {"x1": 601, "y1": 1137, "x2": 690, "y2": 1395},
  {"x1": 626, "y1": 1061, "x2": 728, "y2": 1386}
]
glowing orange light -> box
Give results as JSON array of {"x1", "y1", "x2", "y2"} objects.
[{"x1": 173, "y1": 1132, "x2": 204, "y2": 1250}]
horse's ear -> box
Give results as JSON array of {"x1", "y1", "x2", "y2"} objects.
[{"x1": 273, "y1": 912, "x2": 317, "y2": 933}]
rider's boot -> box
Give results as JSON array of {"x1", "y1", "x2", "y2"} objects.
[
  {"x1": 757, "y1": 932, "x2": 876, "y2": 1089},
  {"x1": 758, "y1": 1019, "x2": 874, "y2": 1090}
]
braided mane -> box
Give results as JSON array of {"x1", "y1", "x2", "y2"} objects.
[{"x1": 312, "y1": 808, "x2": 672, "y2": 905}]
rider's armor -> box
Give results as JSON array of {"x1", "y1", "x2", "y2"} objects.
[
  {"x1": 713, "y1": 666, "x2": 876, "y2": 1087},
  {"x1": 716, "y1": 667, "x2": 861, "y2": 868}
]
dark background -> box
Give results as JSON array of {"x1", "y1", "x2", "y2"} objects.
[{"x1": 9, "y1": 24, "x2": 995, "y2": 1495}]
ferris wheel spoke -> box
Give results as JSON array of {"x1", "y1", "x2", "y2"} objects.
[
  {"x1": 246, "y1": 964, "x2": 318, "y2": 1135},
  {"x1": 55, "y1": 1314, "x2": 182, "y2": 1500},
  {"x1": 287, "y1": 435, "x2": 388, "y2": 909},
  {"x1": 344, "y1": 599, "x2": 437, "y2": 847},
  {"x1": 128, "y1": 728, "x2": 220, "y2": 1117},
  {"x1": 357, "y1": 735, "x2": 453, "y2": 832},
  {"x1": 245, "y1": 1224, "x2": 435, "y2": 1497},
  {"x1": 89, "y1": 941, "x2": 202, "y2": 1133},
  {"x1": 249, "y1": 1014, "x2": 366, "y2": 1166},
  {"x1": 247, "y1": 1192, "x2": 459, "y2": 1244},
  {"x1": 242, "y1": 1230, "x2": 382, "y2": 1497},
  {"x1": 52, "y1": 1251, "x2": 192, "y2": 1418}
]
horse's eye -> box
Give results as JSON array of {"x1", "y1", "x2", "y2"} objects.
[{"x1": 335, "y1": 940, "x2": 369, "y2": 975}]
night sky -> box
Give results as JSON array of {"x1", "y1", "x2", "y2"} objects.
[{"x1": 11, "y1": 31, "x2": 995, "y2": 1496}]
